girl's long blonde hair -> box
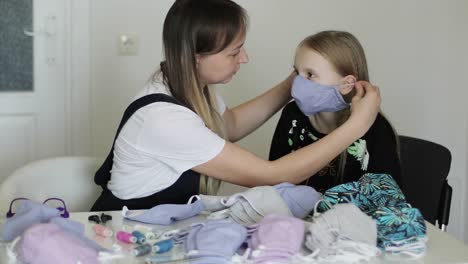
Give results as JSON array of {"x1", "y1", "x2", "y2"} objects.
[
  {"x1": 155, "y1": 0, "x2": 248, "y2": 195},
  {"x1": 301, "y1": 31, "x2": 398, "y2": 183}
]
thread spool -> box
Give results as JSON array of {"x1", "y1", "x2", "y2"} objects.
[
  {"x1": 153, "y1": 239, "x2": 174, "y2": 254},
  {"x1": 116, "y1": 231, "x2": 137, "y2": 244},
  {"x1": 133, "y1": 243, "x2": 152, "y2": 257},
  {"x1": 93, "y1": 224, "x2": 113, "y2": 237},
  {"x1": 132, "y1": 230, "x2": 146, "y2": 244}
]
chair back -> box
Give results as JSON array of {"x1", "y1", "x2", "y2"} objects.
[
  {"x1": 0, "y1": 156, "x2": 101, "y2": 214},
  {"x1": 399, "y1": 136, "x2": 452, "y2": 224}
]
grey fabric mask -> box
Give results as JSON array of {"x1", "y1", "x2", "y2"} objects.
[
  {"x1": 305, "y1": 203, "x2": 377, "y2": 256},
  {"x1": 221, "y1": 186, "x2": 292, "y2": 226}
]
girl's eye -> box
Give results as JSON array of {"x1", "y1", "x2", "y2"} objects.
[
  {"x1": 231, "y1": 51, "x2": 240, "y2": 57},
  {"x1": 306, "y1": 72, "x2": 315, "y2": 79}
]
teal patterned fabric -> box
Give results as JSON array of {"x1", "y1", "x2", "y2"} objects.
[{"x1": 317, "y1": 173, "x2": 426, "y2": 249}]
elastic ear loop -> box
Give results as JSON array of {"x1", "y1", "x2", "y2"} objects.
[
  {"x1": 6, "y1": 197, "x2": 29, "y2": 218},
  {"x1": 383, "y1": 236, "x2": 427, "y2": 258},
  {"x1": 312, "y1": 198, "x2": 334, "y2": 217},
  {"x1": 43, "y1": 197, "x2": 69, "y2": 218},
  {"x1": 187, "y1": 195, "x2": 200, "y2": 204},
  {"x1": 326, "y1": 233, "x2": 381, "y2": 262}
]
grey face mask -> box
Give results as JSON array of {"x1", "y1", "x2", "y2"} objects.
[
  {"x1": 229, "y1": 199, "x2": 263, "y2": 226},
  {"x1": 221, "y1": 186, "x2": 292, "y2": 226}
]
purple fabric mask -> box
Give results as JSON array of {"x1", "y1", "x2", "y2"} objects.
[
  {"x1": 2, "y1": 200, "x2": 107, "y2": 253},
  {"x1": 15, "y1": 223, "x2": 99, "y2": 264},
  {"x1": 2, "y1": 200, "x2": 61, "y2": 241},
  {"x1": 274, "y1": 183, "x2": 321, "y2": 219},
  {"x1": 122, "y1": 199, "x2": 206, "y2": 225},
  {"x1": 291, "y1": 75, "x2": 348, "y2": 116},
  {"x1": 248, "y1": 214, "x2": 305, "y2": 263},
  {"x1": 184, "y1": 219, "x2": 248, "y2": 264}
]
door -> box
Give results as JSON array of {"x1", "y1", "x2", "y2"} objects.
[{"x1": 0, "y1": 0, "x2": 70, "y2": 181}]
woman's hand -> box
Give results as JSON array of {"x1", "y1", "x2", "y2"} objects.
[
  {"x1": 280, "y1": 70, "x2": 297, "y2": 100},
  {"x1": 348, "y1": 80, "x2": 381, "y2": 136}
]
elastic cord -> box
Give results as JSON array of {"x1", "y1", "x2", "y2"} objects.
[{"x1": 187, "y1": 195, "x2": 200, "y2": 204}]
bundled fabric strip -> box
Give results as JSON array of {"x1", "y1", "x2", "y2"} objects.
[{"x1": 316, "y1": 173, "x2": 427, "y2": 256}]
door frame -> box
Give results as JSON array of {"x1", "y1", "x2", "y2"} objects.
[{"x1": 68, "y1": 0, "x2": 92, "y2": 156}]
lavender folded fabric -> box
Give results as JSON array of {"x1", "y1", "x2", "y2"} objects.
[
  {"x1": 16, "y1": 223, "x2": 99, "y2": 264},
  {"x1": 248, "y1": 214, "x2": 305, "y2": 263},
  {"x1": 123, "y1": 199, "x2": 206, "y2": 225},
  {"x1": 184, "y1": 219, "x2": 248, "y2": 264},
  {"x1": 274, "y1": 182, "x2": 321, "y2": 218}
]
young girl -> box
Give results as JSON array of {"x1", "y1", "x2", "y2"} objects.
[
  {"x1": 91, "y1": 1, "x2": 381, "y2": 211},
  {"x1": 270, "y1": 31, "x2": 401, "y2": 193}
]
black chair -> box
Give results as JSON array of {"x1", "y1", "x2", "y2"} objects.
[{"x1": 398, "y1": 135, "x2": 453, "y2": 231}]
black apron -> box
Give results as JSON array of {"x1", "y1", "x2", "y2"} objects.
[{"x1": 91, "y1": 94, "x2": 200, "y2": 211}]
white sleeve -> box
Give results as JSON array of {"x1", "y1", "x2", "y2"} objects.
[{"x1": 137, "y1": 103, "x2": 226, "y2": 174}]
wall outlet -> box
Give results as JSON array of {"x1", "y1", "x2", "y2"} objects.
[{"x1": 118, "y1": 34, "x2": 139, "y2": 56}]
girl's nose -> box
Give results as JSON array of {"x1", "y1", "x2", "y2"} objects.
[{"x1": 238, "y1": 47, "x2": 249, "y2": 64}]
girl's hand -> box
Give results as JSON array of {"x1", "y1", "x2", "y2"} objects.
[{"x1": 348, "y1": 80, "x2": 381, "y2": 134}]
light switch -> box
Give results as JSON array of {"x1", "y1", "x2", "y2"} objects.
[{"x1": 118, "y1": 34, "x2": 139, "y2": 56}]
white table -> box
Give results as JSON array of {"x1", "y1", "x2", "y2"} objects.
[{"x1": 2, "y1": 210, "x2": 468, "y2": 263}]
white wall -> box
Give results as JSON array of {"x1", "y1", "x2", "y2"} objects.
[{"x1": 90, "y1": 0, "x2": 468, "y2": 242}]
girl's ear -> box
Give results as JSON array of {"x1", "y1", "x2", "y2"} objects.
[
  {"x1": 340, "y1": 75, "x2": 357, "y2": 103},
  {"x1": 339, "y1": 75, "x2": 357, "y2": 94}
]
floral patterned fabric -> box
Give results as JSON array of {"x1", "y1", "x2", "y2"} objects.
[{"x1": 317, "y1": 173, "x2": 426, "y2": 249}]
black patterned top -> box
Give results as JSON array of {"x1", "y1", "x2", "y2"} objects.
[{"x1": 269, "y1": 101, "x2": 402, "y2": 193}]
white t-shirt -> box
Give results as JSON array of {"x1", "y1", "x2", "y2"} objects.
[{"x1": 107, "y1": 80, "x2": 226, "y2": 199}]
